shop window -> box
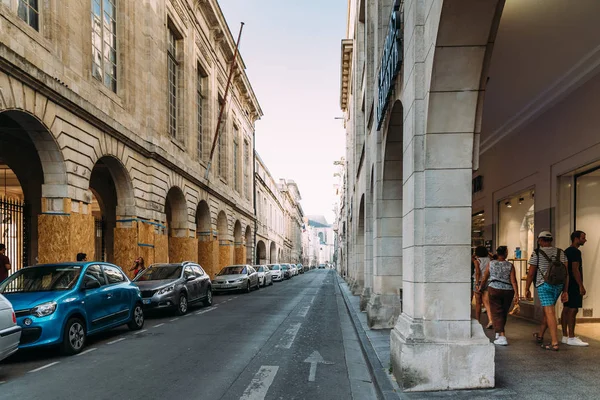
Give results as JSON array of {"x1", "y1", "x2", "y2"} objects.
[{"x1": 471, "y1": 212, "x2": 485, "y2": 251}]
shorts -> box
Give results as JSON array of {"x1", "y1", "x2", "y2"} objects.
[
  {"x1": 564, "y1": 283, "x2": 583, "y2": 308},
  {"x1": 537, "y1": 282, "x2": 564, "y2": 307}
]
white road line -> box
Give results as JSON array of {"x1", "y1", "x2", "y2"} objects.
[
  {"x1": 239, "y1": 366, "x2": 279, "y2": 400},
  {"x1": 298, "y1": 306, "x2": 310, "y2": 317},
  {"x1": 276, "y1": 323, "x2": 302, "y2": 349},
  {"x1": 196, "y1": 306, "x2": 217, "y2": 315},
  {"x1": 134, "y1": 329, "x2": 148, "y2": 335},
  {"x1": 107, "y1": 338, "x2": 126, "y2": 345},
  {"x1": 153, "y1": 323, "x2": 165, "y2": 328},
  {"x1": 75, "y1": 347, "x2": 97, "y2": 356},
  {"x1": 28, "y1": 361, "x2": 60, "y2": 373},
  {"x1": 310, "y1": 296, "x2": 315, "y2": 305},
  {"x1": 183, "y1": 313, "x2": 193, "y2": 317},
  {"x1": 170, "y1": 318, "x2": 180, "y2": 322},
  {"x1": 0, "y1": 381, "x2": 6, "y2": 384}
]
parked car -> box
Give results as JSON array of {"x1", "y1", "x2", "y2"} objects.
[
  {"x1": 254, "y1": 265, "x2": 273, "y2": 287},
  {"x1": 0, "y1": 293, "x2": 21, "y2": 362},
  {"x1": 0, "y1": 263, "x2": 144, "y2": 355},
  {"x1": 296, "y1": 264, "x2": 304, "y2": 274},
  {"x1": 289, "y1": 264, "x2": 298, "y2": 276},
  {"x1": 268, "y1": 264, "x2": 284, "y2": 281},
  {"x1": 213, "y1": 265, "x2": 260, "y2": 293},
  {"x1": 318, "y1": 264, "x2": 326, "y2": 269},
  {"x1": 280, "y1": 264, "x2": 291, "y2": 280},
  {"x1": 133, "y1": 262, "x2": 212, "y2": 315}
]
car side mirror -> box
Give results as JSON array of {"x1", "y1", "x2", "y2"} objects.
[
  {"x1": 186, "y1": 275, "x2": 195, "y2": 281},
  {"x1": 84, "y1": 279, "x2": 101, "y2": 290}
]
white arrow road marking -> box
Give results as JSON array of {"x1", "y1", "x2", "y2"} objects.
[
  {"x1": 298, "y1": 306, "x2": 310, "y2": 317},
  {"x1": 304, "y1": 351, "x2": 334, "y2": 382},
  {"x1": 239, "y1": 366, "x2": 279, "y2": 400},
  {"x1": 276, "y1": 323, "x2": 301, "y2": 349},
  {"x1": 28, "y1": 361, "x2": 60, "y2": 373}
]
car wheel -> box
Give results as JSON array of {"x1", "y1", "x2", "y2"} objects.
[
  {"x1": 256, "y1": 280, "x2": 260, "y2": 290},
  {"x1": 176, "y1": 293, "x2": 188, "y2": 315},
  {"x1": 61, "y1": 318, "x2": 86, "y2": 355},
  {"x1": 128, "y1": 304, "x2": 145, "y2": 330},
  {"x1": 269, "y1": 278, "x2": 273, "y2": 286},
  {"x1": 245, "y1": 281, "x2": 251, "y2": 293},
  {"x1": 203, "y1": 288, "x2": 213, "y2": 306}
]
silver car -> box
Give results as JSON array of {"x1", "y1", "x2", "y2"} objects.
[
  {"x1": 268, "y1": 264, "x2": 284, "y2": 281},
  {"x1": 0, "y1": 293, "x2": 21, "y2": 362},
  {"x1": 213, "y1": 265, "x2": 260, "y2": 293},
  {"x1": 254, "y1": 265, "x2": 273, "y2": 287},
  {"x1": 133, "y1": 262, "x2": 212, "y2": 315}
]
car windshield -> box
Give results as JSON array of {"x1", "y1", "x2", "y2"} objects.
[
  {"x1": 256, "y1": 267, "x2": 264, "y2": 272},
  {"x1": 135, "y1": 265, "x2": 182, "y2": 281},
  {"x1": 0, "y1": 265, "x2": 82, "y2": 293},
  {"x1": 218, "y1": 266, "x2": 246, "y2": 275},
  {"x1": 281, "y1": 265, "x2": 288, "y2": 270},
  {"x1": 269, "y1": 265, "x2": 280, "y2": 270}
]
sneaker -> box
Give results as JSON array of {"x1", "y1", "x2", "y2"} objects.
[
  {"x1": 561, "y1": 336, "x2": 569, "y2": 344},
  {"x1": 567, "y1": 337, "x2": 589, "y2": 347},
  {"x1": 494, "y1": 336, "x2": 508, "y2": 346}
]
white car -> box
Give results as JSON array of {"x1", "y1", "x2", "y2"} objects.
[
  {"x1": 0, "y1": 294, "x2": 21, "y2": 362},
  {"x1": 255, "y1": 265, "x2": 273, "y2": 287},
  {"x1": 268, "y1": 264, "x2": 284, "y2": 281},
  {"x1": 289, "y1": 264, "x2": 298, "y2": 276}
]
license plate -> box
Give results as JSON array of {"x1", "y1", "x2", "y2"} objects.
[{"x1": 143, "y1": 299, "x2": 151, "y2": 304}]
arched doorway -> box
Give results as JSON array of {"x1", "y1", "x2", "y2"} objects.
[
  {"x1": 196, "y1": 200, "x2": 216, "y2": 276},
  {"x1": 352, "y1": 195, "x2": 365, "y2": 296},
  {"x1": 216, "y1": 211, "x2": 231, "y2": 268},
  {"x1": 233, "y1": 220, "x2": 244, "y2": 264},
  {"x1": 0, "y1": 110, "x2": 67, "y2": 268},
  {"x1": 269, "y1": 241, "x2": 277, "y2": 263},
  {"x1": 89, "y1": 156, "x2": 134, "y2": 263},
  {"x1": 165, "y1": 187, "x2": 188, "y2": 263},
  {"x1": 244, "y1": 225, "x2": 252, "y2": 264},
  {"x1": 256, "y1": 240, "x2": 266, "y2": 265}
]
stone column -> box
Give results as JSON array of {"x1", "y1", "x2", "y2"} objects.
[
  {"x1": 389, "y1": 0, "x2": 495, "y2": 391},
  {"x1": 219, "y1": 239, "x2": 234, "y2": 269},
  {"x1": 37, "y1": 198, "x2": 94, "y2": 264},
  {"x1": 198, "y1": 230, "x2": 219, "y2": 277},
  {"x1": 234, "y1": 240, "x2": 246, "y2": 264}
]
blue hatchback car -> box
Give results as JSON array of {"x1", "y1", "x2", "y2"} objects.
[{"x1": 0, "y1": 262, "x2": 145, "y2": 355}]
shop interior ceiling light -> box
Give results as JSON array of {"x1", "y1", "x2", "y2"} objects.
[
  {"x1": 518, "y1": 197, "x2": 524, "y2": 204},
  {"x1": 505, "y1": 201, "x2": 512, "y2": 208}
]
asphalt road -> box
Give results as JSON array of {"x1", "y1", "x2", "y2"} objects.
[{"x1": 0, "y1": 269, "x2": 361, "y2": 400}]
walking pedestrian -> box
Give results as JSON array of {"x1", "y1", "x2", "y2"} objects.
[
  {"x1": 0, "y1": 243, "x2": 11, "y2": 282},
  {"x1": 130, "y1": 256, "x2": 145, "y2": 277},
  {"x1": 76, "y1": 253, "x2": 88, "y2": 262},
  {"x1": 473, "y1": 246, "x2": 493, "y2": 328},
  {"x1": 479, "y1": 246, "x2": 519, "y2": 345},
  {"x1": 561, "y1": 230, "x2": 589, "y2": 347},
  {"x1": 525, "y1": 231, "x2": 569, "y2": 351}
]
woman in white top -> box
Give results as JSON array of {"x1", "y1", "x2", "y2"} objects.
[{"x1": 473, "y1": 246, "x2": 492, "y2": 328}]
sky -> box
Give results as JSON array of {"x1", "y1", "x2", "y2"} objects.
[{"x1": 219, "y1": 0, "x2": 348, "y2": 224}]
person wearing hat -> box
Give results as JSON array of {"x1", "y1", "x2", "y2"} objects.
[{"x1": 525, "y1": 230, "x2": 568, "y2": 351}]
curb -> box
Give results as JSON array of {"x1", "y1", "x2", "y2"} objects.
[{"x1": 336, "y1": 274, "x2": 401, "y2": 400}]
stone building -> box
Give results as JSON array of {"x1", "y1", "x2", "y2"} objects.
[
  {"x1": 254, "y1": 153, "x2": 303, "y2": 265},
  {"x1": 303, "y1": 215, "x2": 334, "y2": 267},
  {"x1": 339, "y1": 0, "x2": 600, "y2": 392},
  {"x1": 0, "y1": 0, "x2": 262, "y2": 279}
]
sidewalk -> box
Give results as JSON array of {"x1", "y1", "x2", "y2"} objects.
[{"x1": 337, "y1": 275, "x2": 600, "y2": 399}]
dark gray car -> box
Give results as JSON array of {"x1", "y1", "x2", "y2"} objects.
[{"x1": 133, "y1": 262, "x2": 212, "y2": 315}]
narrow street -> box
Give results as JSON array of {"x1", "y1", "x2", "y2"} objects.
[{"x1": 0, "y1": 270, "x2": 373, "y2": 400}]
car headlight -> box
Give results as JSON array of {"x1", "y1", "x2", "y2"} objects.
[
  {"x1": 157, "y1": 285, "x2": 175, "y2": 295},
  {"x1": 235, "y1": 278, "x2": 246, "y2": 283},
  {"x1": 32, "y1": 301, "x2": 57, "y2": 317}
]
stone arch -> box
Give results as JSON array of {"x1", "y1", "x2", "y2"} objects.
[
  {"x1": 89, "y1": 155, "x2": 135, "y2": 264},
  {"x1": 165, "y1": 186, "x2": 189, "y2": 263},
  {"x1": 244, "y1": 225, "x2": 252, "y2": 264},
  {"x1": 196, "y1": 200, "x2": 216, "y2": 276},
  {"x1": 352, "y1": 194, "x2": 365, "y2": 295},
  {"x1": 0, "y1": 109, "x2": 69, "y2": 267},
  {"x1": 256, "y1": 240, "x2": 267, "y2": 265},
  {"x1": 233, "y1": 220, "x2": 245, "y2": 264},
  {"x1": 216, "y1": 210, "x2": 232, "y2": 268},
  {"x1": 269, "y1": 241, "x2": 277, "y2": 263}
]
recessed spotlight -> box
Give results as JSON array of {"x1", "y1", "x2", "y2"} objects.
[{"x1": 505, "y1": 201, "x2": 512, "y2": 208}]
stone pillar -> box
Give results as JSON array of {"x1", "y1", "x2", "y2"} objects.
[
  {"x1": 219, "y1": 239, "x2": 234, "y2": 269},
  {"x1": 198, "y1": 230, "x2": 219, "y2": 277},
  {"x1": 351, "y1": 218, "x2": 365, "y2": 295},
  {"x1": 37, "y1": 198, "x2": 94, "y2": 264},
  {"x1": 361, "y1": 191, "x2": 374, "y2": 311},
  {"x1": 389, "y1": 0, "x2": 495, "y2": 391},
  {"x1": 234, "y1": 241, "x2": 246, "y2": 264},
  {"x1": 115, "y1": 219, "x2": 167, "y2": 279}
]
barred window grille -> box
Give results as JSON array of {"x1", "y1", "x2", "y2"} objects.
[
  {"x1": 18, "y1": 0, "x2": 39, "y2": 31},
  {"x1": 91, "y1": 0, "x2": 117, "y2": 91},
  {"x1": 167, "y1": 27, "x2": 179, "y2": 138}
]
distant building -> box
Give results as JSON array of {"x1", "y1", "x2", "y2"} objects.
[{"x1": 302, "y1": 215, "x2": 334, "y2": 267}]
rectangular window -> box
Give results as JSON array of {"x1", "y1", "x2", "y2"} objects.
[
  {"x1": 167, "y1": 27, "x2": 179, "y2": 138},
  {"x1": 91, "y1": 0, "x2": 117, "y2": 92},
  {"x1": 233, "y1": 126, "x2": 239, "y2": 192},
  {"x1": 218, "y1": 114, "x2": 227, "y2": 178},
  {"x1": 18, "y1": 0, "x2": 38, "y2": 31},
  {"x1": 244, "y1": 140, "x2": 250, "y2": 199},
  {"x1": 196, "y1": 68, "x2": 205, "y2": 160}
]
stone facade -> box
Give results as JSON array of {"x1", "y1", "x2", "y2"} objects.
[
  {"x1": 0, "y1": 0, "x2": 262, "y2": 278},
  {"x1": 255, "y1": 153, "x2": 303, "y2": 265}
]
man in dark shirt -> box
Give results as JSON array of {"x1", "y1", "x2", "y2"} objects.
[
  {"x1": 561, "y1": 231, "x2": 589, "y2": 346},
  {"x1": 0, "y1": 243, "x2": 11, "y2": 282}
]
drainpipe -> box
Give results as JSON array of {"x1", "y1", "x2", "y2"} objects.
[{"x1": 252, "y1": 128, "x2": 257, "y2": 264}]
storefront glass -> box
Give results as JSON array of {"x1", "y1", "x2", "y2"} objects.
[{"x1": 471, "y1": 212, "x2": 485, "y2": 252}]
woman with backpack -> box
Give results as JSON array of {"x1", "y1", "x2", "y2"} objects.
[
  {"x1": 479, "y1": 246, "x2": 519, "y2": 345},
  {"x1": 525, "y1": 231, "x2": 569, "y2": 351}
]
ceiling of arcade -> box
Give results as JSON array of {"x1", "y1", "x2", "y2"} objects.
[{"x1": 480, "y1": 0, "x2": 600, "y2": 150}]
